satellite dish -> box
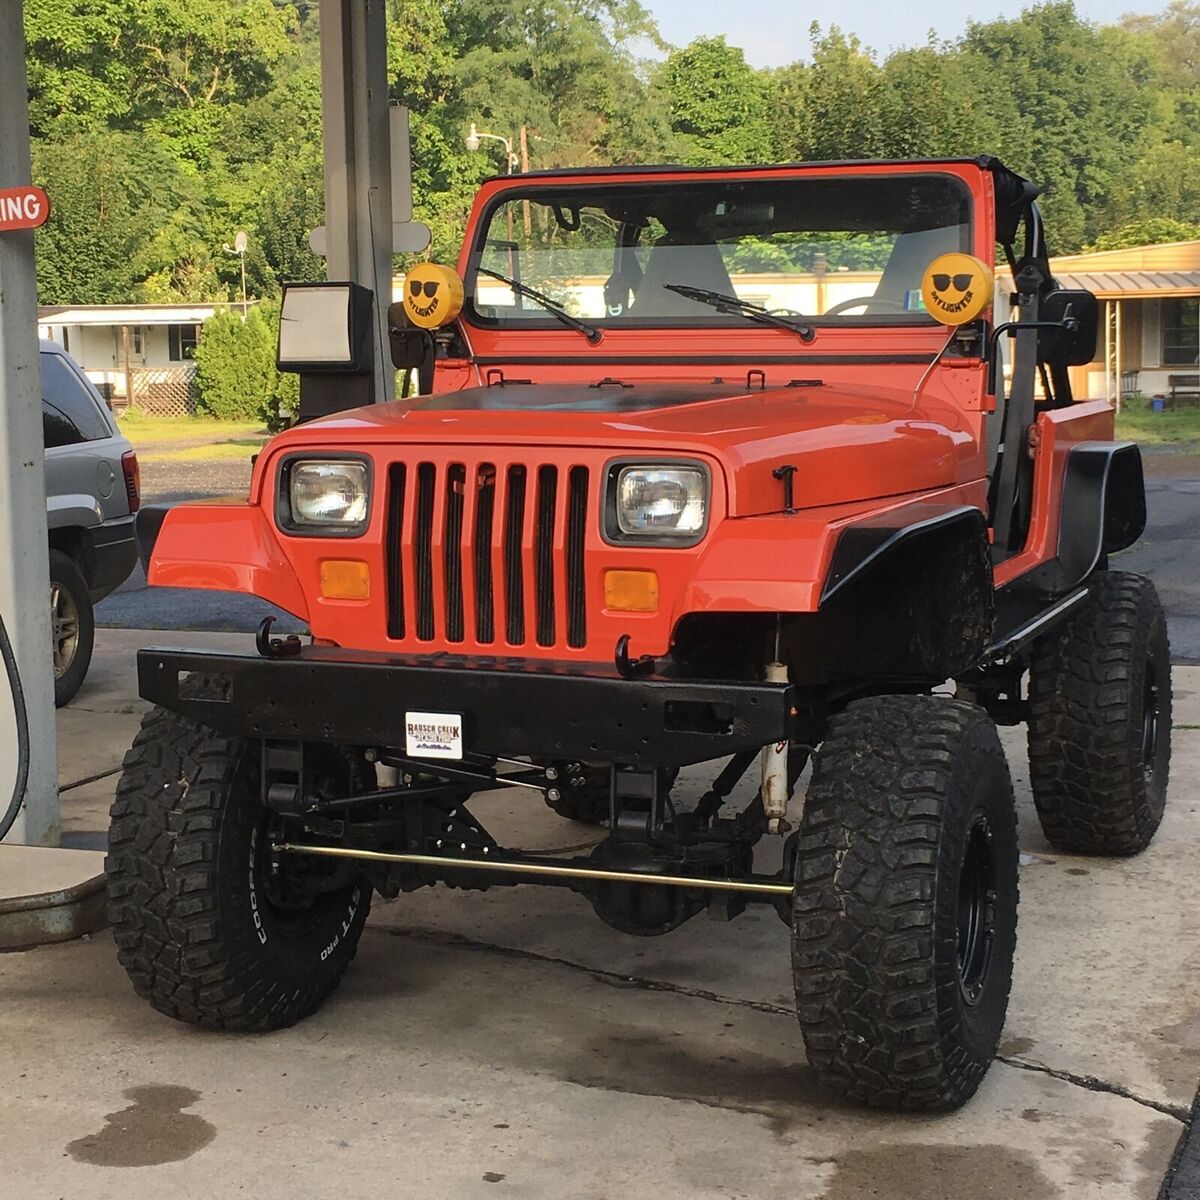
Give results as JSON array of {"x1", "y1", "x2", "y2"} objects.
[{"x1": 234, "y1": 230, "x2": 248, "y2": 254}]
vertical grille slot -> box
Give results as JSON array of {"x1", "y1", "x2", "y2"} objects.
[
  {"x1": 566, "y1": 466, "x2": 588, "y2": 648},
  {"x1": 414, "y1": 462, "x2": 436, "y2": 640},
  {"x1": 443, "y1": 464, "x2": 466, "y2": 643},
  {"x1": 385, "y1": 463, "x2": 407, "y2": 639},
  {"x1": 503, "y1": 466, "x2": 527, "y2": 644},
  {"x1": 474, "y1": 465, "x2": 496, "y2": 644},
  {"x1": 534, "y1": 465, "x2": 558, "y2": 646}
]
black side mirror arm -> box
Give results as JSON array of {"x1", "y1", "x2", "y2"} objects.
[{"x1": 986, "y1": 311, "x2": 1080, "y2": 396}]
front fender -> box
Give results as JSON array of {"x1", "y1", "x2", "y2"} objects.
[
  {"x1": 138, "y1": 501, "x2": 309, "y2": 620},
  {"x1": 675, "y1": 485, "x2": 988, "y2": 622}
]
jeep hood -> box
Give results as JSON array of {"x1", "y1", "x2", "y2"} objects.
[{"x1": 276, "y1": 381, "x2": 978, "y2": 516}]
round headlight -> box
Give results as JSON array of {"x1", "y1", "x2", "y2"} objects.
[
  {"x1": 288, "y1": 460, "x2": 370, "y2": 527},
  {"x1": 615, "y1": 465, "x2": 707, "y2": 538}
]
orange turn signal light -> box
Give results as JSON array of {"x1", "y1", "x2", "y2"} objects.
[
  {"x1": 320, "y1": 559, "x2": 370, "y2": 600},
  {"x1": 604, "y1": 568, "x2": 659, "y2": 612}
]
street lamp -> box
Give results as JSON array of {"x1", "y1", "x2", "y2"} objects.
[
  {"x1": 222, "y1": 230, "x2": 249, "y2": 320},
  {"x1": 465, "y1": 122, "x2": 519, "y2": 172}
]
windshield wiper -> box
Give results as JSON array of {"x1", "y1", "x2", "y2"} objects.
[
  {"x1": 477, "y1": 267, "x2": 602, "y2": 344},
  {"x1": 662, "y1": 284, "x2": 815, "y2": 342}
]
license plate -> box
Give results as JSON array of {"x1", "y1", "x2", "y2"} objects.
[{"x1": 404, "y1": 711, "x2": 464, "y2": 760}]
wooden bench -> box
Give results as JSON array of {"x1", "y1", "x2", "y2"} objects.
[{"x1": 1168, "y1": 374, "x2": 1200, "y2": 408}]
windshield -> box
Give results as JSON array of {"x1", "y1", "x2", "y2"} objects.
[{"x1": 467, "y1": 172, "x2": 973, "y2": 331}]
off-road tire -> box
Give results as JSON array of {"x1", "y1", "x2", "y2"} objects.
[
  {"x1": 792, "y1": 695, "x2": 1019, "y2": 1110},
  {"x1": 1028, "y1": 570, "x2": 1171, "y2": 856},
  {"x1": 106, "y1": 695, "x2": 371, "y2": 1030},
  {"x1": 50, "y1": 549, "x2": 94, "y2": 708}
]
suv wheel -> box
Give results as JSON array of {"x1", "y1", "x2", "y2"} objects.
[
  {"x1": 792, "y1": 695, "x2": 1019, "y2": 1110},
  {"x1": 1027, "y1": 570, "x2": 1171, "y2": 855},
  {"x1": 49, "y1": 549, "x2": 94, "y2": 708},
  {"x1": 106, "y1": 686, "x2": 371, "y2": 1030}
]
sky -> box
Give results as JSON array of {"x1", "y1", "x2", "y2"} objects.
[{"x1": 643, "y1": 0, "x2": 1172, "y2": 67}]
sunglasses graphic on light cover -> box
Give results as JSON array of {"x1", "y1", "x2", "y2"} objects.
[
  {"x1": 932, "y1": 273, "x2": 974, "y2": 292},
  {"x1": 409, "y1": 280, "x2": 440, "y2": 298}
]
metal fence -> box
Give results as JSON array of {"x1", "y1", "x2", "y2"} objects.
[{"x1": 128, "y1": 365, "x2": 199, "y2": 417}]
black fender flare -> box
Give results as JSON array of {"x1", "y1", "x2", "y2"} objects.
[
  {"x1": 1019, "y1": 440, "x2": 1145, "y2": 595},
  {"x1": 820, "y1": 504, "x2": 990, "y2": 604}
]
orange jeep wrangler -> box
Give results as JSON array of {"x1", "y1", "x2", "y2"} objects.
[{"x1": 108, "y1": 157, "x2": 1170, "y2": 1110}]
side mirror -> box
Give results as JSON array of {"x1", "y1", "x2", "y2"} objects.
[
  {"x1": 387, "y1": 302, "x2": 433, "y2": 370},
  {"x1": 1038, "y1": 288, "x2": 1098, "y2": 366}
]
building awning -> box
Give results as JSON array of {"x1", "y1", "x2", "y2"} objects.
[
  {"x1": 1052, "y1": 270, "x2": 1200, "y2": 300},
  {"x1": 37, "y1": 303, "x2": 251, "y2": 326}
]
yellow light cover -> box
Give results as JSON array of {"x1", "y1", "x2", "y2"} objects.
[
  {"x1": 401, "y1": 262, "x2": 464, "y2": 329},
  {"x1": 604, "y1": 569, "x2": 659, "y2": 612},
  {"x1": 320, "y1": 559, "x2": 370, "y2": 600},
  {"x1": 920, "y1": 252, "x2": 995, "y2": 326}
]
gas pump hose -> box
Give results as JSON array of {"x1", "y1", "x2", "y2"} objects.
[{"x1": 0, "y1": 611, "x2": 31, "y2": 841}]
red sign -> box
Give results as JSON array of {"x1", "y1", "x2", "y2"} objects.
[{"x1": 0, "y1": 186, "x2": 50, "y2": 232}]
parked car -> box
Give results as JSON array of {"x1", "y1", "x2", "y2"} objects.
[{"x1": 40, "y1": 339, "x2": 139, "y2": 705}]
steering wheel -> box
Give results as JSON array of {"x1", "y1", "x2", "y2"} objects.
[{"x1": 824, "y1": 296, "x2": 908, "y2": 317}]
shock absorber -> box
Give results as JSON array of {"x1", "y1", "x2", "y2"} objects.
[{"x1": 760, "y1": 660, "x2": 790, "y2": 834}]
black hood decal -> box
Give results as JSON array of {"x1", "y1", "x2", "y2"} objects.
[{"x1": 412, "y1": 381, "x2": 757, "y2": 414}]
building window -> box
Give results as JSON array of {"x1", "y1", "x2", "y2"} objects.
[
  {"x1": 168, "y1": 323, "x2": 199, "y2": 361},
  {"x1": 1162, "y1": 298, "x2": 1199, "y2": 365},
  {"x1": 132, "y1": 326, "x2": 143, "y2": 355}
]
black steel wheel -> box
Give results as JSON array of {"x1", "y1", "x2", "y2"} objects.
[
  {"x1": 1028, "y1": 570, "x2": 1171, "y2": 855},
  {"x1": 106, "y1": 682, "x2": 371, "y2": 1030},
  {"x1": 792, "y1": 694, "x2": 1019, "y2": 1110}
]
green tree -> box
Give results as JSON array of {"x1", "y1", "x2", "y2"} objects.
[
  {"x1": 32, "y1": 131, "x2": 212, "y2": 304},
  {"x1": 767, "y1": 63, "x2": 808, "y2": 163},
  {"x1": 963, "y1": 2, "x2": 1164, "y2": 250},
  {"x1": 798, "y1": 27, "x2": 882, "y2": 161},
  {"x1": 1122, "y1": 1, "x2": 1200, "y2": 85},
  {"x1": 1085, "y1": 217, "x2": 1200, "y2": 252},
  {"x1": 658, "y1": 37, "x2": 772, "y2": 165},
  {"x1": 25, "y1": 0, "x2": 298, "y2": 144}
]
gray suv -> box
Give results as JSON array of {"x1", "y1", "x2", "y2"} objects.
[{"x1": 41, "y1": 339, "x2": 139, "y2": 705}]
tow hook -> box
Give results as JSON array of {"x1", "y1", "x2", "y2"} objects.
[
  {"x1": 614, "y1": 634, "x2": 656, "y2": 679},
  {"x1": 256, "y1": 615, "x2": 303, "y2": 659},
  {"x1": 760, "y1": 661, "x2": 792, "y2": 834}
]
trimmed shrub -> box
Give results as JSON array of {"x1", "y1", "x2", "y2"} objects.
[
  {"x1": 194, "y1": 302, "x2": 296, "y2": 425},
  {"x1": 193, "y1": 307, "x2": 274, "y2": 421}
]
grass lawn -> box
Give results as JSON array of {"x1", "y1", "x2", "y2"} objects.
[
  {"x1": 1115, "y1": 402, "x2": 1200, "y2": 448},
  {"x1": 116, "y1": 411, "x2": 268, "y2": 444}
]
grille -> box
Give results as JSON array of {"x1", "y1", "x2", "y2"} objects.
[{"x1": 386, "y1": 459, "x2": 590, "y2": 650}]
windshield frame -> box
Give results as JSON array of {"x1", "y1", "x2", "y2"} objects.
[{"x1": 460, "y1": 168, "x2": 978, "y2": 337}]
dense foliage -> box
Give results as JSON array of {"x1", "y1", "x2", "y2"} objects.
[
  {"x1": 26, "y1": 0, "x2": 1200, "y2": 307},
  {"x1": 192, "y1": 301, "x2": 296, "y2": 422}
]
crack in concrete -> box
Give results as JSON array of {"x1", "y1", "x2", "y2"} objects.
[
  {"x1": 995, "y1": 1054, "x2": 1189, "y2": 1124},
  {"x1": 59, "y1": 766, "x2": 122, "y2": 793},
  {"x1": 380, "y1": 925, "x2": 1191, "y2": 1124},
  {"x1": 378, "y1": 925, "x2": 796, "y2": 1017}
]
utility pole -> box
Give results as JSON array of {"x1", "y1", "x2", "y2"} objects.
[
  {"x1": 0, "y1": 1, "x2": 59, "y2": 845},
  {"x1": 519, "y1": 125, "x2": 532, "y2": 238}
]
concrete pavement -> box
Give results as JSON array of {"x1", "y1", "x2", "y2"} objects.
[{"x1": 1, "y1": 626, "x2": 1196, "y2": 1197}]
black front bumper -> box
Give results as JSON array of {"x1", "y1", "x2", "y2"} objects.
[{"x1": 139, "y1": 647, "x2": 795, "y2": 767}]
